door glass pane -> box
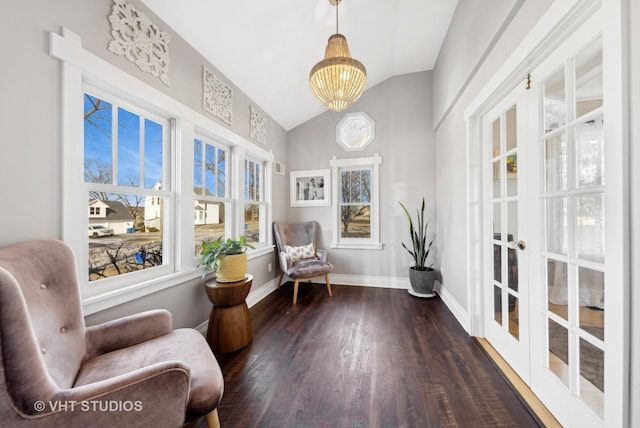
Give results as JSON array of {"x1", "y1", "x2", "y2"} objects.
[
  {"x1": 494, "y1": 285, "x2": 503, "y2": 325},
  {"x1": 508, "y1": 295, "x2": 519, "y2": 340},
  {"x1": 548, "y1": 318, "x2": 569, "y2": 387},
  {"x1": 493, "y1": 160, "x2": 501, "y2": 199},
  {"x1": 578, "y1": 266, "x2": 604, "y2": 339},
  {"x1": 575, "y1": 39, "x2": 603, "y2": 118},
  {"x1": 579, "y1": 338, "x2": 604, "y2": 419},
  {"x1": 492, "y1": 117, "x2": 501, "y2": 155},
  {"x1": 493, "y1": 203, "x2": 501, "y2": 237},
  {"x1": 548, "y1": 260, "x2": 568, "y2": 320},
  {"x1": 543, "y1": 67, "x2": 566, "y2": 133},
  {"x1": 576, "y1": 117, "x2": 604, "y2": 188},
  {"x1": 506, "y1": 106, "x2": 517, "y2": 150},
  {"x1": 493, "y1": 244, "x2": 502, "y2": 283},
  {"x1": 546, "y1": 197, "x2": 567, "y2": 255},
  {"x1": 506, "y1": 156, "x2": 517, "y2": 197},
  {"x1": 576, "y1": 194, "x2": 604, "y2": 262},
  {"x1": 507, "y1": 202, "x2": 518, "y2": 291},
  {"x1": 545, "y1": 133, "x2": 567, "y2": 192}
]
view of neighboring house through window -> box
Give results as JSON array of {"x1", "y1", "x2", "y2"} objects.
[
  {"x1": 84, "y1": 90, "x2": 169, "y2": 282},
  {"x1": 244, "y1": 158, "x2": 264, "y2": 246},
  {"x1": 194, "y1": 136, "x2": 228, "y2": 255}
]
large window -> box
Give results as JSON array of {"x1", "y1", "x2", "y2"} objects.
[
  {"x1": 194, "y1": 136, "x2": 229, "y2": 254},
  {"x1": 330, "y1": 154, "x2": 382, "y2": 249},
  {"x1": 244, "y1": 157, "x2": 265, "y2": 247},
  {"x1": 84, "y1": 89, "x2": 170, "y2": 283},
  {"x1": 56, "y1": 28, "x2": 273, "y2": 313}
]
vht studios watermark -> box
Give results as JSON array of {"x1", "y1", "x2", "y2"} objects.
[{"x1": 33, "y1": 400, "x2": 143, "y2": 413}]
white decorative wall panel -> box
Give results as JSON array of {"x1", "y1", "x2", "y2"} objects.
[
  {"x1": 203, "y1": 67, "x2": 233, "y2": 125},
  {"x1": 108, "y1": 0, "x2": 171, "y2": 86},
  {"x1": 249, "y1": 106, "x2": 267, "y2": 145}
]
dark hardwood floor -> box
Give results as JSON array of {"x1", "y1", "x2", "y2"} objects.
[{"x1": 209, "y1": 283, "x2": 540, "y2": 427}]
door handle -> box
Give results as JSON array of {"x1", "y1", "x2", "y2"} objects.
[{"x1": 507, "y1": 240, "x2": 526, "y2": 250}]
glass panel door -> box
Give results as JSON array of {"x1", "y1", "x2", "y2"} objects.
[{"x1": 540, "y1": 38, "x2": 605, "y2": 420}]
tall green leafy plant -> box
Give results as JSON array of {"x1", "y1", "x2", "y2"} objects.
[
  {"x1": 199, "y1": 236, "x2": 254, "y2": 277},
  {"x1": 399, "y1": 198, "x2": 434, "y2": 271}
]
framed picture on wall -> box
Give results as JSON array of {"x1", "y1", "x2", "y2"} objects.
[{"x1": 290, "y1": 169, "x2": 330, "y2": 207}]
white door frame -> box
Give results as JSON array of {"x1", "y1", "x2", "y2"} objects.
[{"x1": 464, "y1": 0, "x2": 629, "y2": 426}]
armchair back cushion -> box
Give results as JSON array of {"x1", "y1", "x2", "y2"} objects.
[
  {"x1": 273, "y1": 221, "x2": 319, "y2": 250},
  {"x1": 0, "y1": 239, "x2": 85, "y2": 414}
]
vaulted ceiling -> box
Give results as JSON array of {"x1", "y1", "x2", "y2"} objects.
[{"x1": 142, "y1": 0, "x2": 458, "y2": 130}]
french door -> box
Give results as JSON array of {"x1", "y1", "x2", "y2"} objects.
[
  {"x1": 481, "y1": 7, "x2": 624, "y2": 426},
  {"x1": 482, "y1": 84, "x2": 532, "y2": 382}
]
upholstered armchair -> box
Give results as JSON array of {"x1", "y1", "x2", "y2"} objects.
[
  {"x1": 273, "y1": 221, "x2": 333, "y2": 304},
  {"x1": 0, "y1": 240, "x2": 223, "y2": 427}
]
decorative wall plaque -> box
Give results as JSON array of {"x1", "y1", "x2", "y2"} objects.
[
  {"x1": 249, "y1": 106, "x2": 267, "y2": 145},
  {"x1": 336, "y1": 112, "x2": 375, "y2": 151},
  {"x1": 203, "y1": 67, "x2": 233, "y2": 125},
  {"x1": 108, "y1": 0, "x2": 171, "y2": 86}
]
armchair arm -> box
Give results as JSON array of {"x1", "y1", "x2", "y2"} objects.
[
  {"x1": 316, "y1": 249, "x2": 328, "y2": 263},
  {"x1": 34, "y1": 361, "x2": 191, "y2": 426},
  {"x1": 278, "y1": 251, "x2": 292, "y2": 272},
  {"x1": 85, "y1": 309, "x2": 172, "y2": 359}
]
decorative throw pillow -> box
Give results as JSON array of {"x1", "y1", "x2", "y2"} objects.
[{"x1": 284, "y1": 243, "x2": 316, "y2": 262}]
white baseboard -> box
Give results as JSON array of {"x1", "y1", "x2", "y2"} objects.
[
  {"x1": 321, "y1": 273, "x2": 411, "y2": 289},
  {"x1": 435, "y1": 280, "x2": 470, "y2": 333},
  {"x1": 196, "y1": 276, "x2": 470, "y2": 336},
  {"x1": 246, "y1": 277, "x2": 278, "y2": 308}
]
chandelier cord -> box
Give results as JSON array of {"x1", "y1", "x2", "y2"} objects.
[{"x1": 336, "y1": 0, "x2": 339, "y2": 34}]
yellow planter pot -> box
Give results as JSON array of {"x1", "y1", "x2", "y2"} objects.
[{"x1": 215, "y1": 253, "x2": 248, "y2": 283}]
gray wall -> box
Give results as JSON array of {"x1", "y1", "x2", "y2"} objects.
[
  {"x1": 432, "y1": 0, "x2": 553, "y2": 308},
  {"x1": 287, "y1": 71, "x2": 436, "y2": 280},
  {"x1": 0, "y1": 0, "x2": 286, "y2": 328}
]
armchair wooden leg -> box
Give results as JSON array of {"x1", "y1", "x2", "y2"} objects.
[
  {"x1": 325, "y1": 274, "x2": 332, "y2": 297},
  {"x1": 206, "y1": 408, "x2": 220, "y2": 428},
  {"x1": 293, "y1": 279, "x2": 300, "y2": 304},
  {"x1": 277, "y1": 272, "x2": 285, "y2": 288}
]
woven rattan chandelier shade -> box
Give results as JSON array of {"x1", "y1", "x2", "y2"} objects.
[{"x1": 309, "y1": 1, "x2": 367, "y2": 111}]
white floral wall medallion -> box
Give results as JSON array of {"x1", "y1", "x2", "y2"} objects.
[
  {"x1": 249, "y1": 106, "x2": 267, "y2": 145},
  {"x1": 108, "y1": 0, "x2": 171, "y2": 86},
  {"x1": 336, "y1": 112, "x2": 375, "y2": 151},
  {"x1": 203, "y1": 67, "x2": 233, "y2": 125}
]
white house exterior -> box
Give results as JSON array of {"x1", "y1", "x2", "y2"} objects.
[{"x1": 88, "y1": 199, "x2": 134, "y2": 235}]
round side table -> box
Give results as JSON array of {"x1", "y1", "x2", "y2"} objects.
[{"x1": 203, "y1": 274, "x2": 253, "y2": 353}]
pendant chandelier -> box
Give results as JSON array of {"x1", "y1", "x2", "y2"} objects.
[{"x1": 309, "y1": 0, "x2": 367, "y2": 112}]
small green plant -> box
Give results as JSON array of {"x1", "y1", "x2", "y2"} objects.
[
  {"x1": 399, "y1": 197, "x2": 434, "y2": 271},
  {"x1": 199, "y1": 236, "x2": 254, "y2": 277}
]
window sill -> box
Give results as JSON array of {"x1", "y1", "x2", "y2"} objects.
[
  {"x1": 82, "y1": 245, "x2": 275, "y2": 316},
  {"x1": 330, "y1": 242, "x2": 384, "y2": 250}
]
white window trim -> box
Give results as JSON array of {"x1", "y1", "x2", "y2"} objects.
[
  {"x1": 51, "y1": 28, "x2": 273, "y2": 315},
  {"x1": 330, "y1": 153, "x2": 382, "y2": 249}
]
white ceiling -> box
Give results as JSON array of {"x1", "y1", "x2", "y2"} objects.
[{"x1": 141, "y1": 0, "x2": 458, "y2": 131}]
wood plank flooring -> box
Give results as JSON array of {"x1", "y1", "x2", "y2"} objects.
[{"x1": 210, "y1": 283, "x2": 541, "y2": 427}]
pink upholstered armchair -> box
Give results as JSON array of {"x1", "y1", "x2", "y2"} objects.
[
  {"x1": 273, "y1": 221, "x2": 333, "y2": 304},
  {"x1": 0, "y1": 240, "x2": 223, "y2": 427}
]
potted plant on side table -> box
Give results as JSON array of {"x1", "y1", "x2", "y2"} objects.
[
  {"x1": 200, "y1": 236, "x2": 254, "y2": 282},
  {"x1": 399, "y1": 197, "x2": 436, "y2": 298}
]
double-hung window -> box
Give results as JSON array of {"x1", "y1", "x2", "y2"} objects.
[
  {"x1": 54, "y1": 28, "x2": 273, "y2": 314},
  {"x1": 330, "y1": 154, "x2": 382, "y2": 249},
  {"x1": 194, "y1": 136, "x2": 230, "y2": 254},
  {"x1": 244, "y1": 157, "x2": 265, "y2": 247},
  {"x1": 83, "y1": 87, "x2": 171, "y2": 284}
]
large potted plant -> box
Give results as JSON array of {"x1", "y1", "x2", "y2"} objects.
[
  {"x1": 399, "y1": 198, "x2": 436, "y2": 297},
  {"x1": 200, "y1": 236, "x2": 254, "y2": 282}
]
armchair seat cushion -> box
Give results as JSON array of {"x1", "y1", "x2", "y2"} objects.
[
  {"x1": 75, "y1": 328, "x2": 223, "y2": 421},
  {"x1": 285, "y1": 259, "x2": 333, "y2": 279}
]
